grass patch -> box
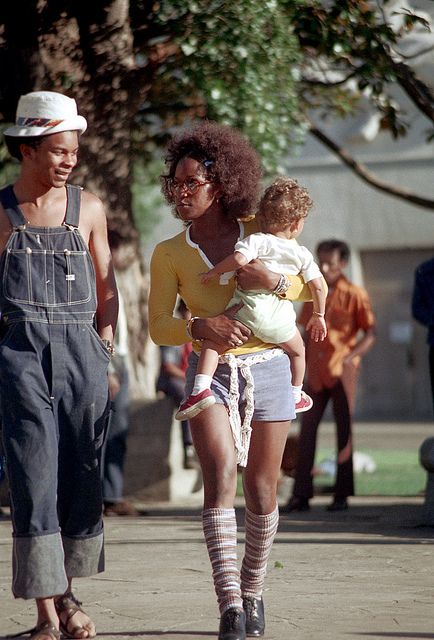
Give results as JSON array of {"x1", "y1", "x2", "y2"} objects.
[
  {"x1": 315, "y1": 448, "x2": 426, "y2": 496},
  {"x1": 236, "y1": 448, "x2": 427, "y2": 497}
]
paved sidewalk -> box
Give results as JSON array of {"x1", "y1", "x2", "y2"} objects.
[{"x1": 1, "y1": 495, "x2": 433, "y2": 640}]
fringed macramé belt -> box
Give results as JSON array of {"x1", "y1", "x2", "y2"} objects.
[{"x1": 218, "y1": 348, "x2": 285, "y2": 467}]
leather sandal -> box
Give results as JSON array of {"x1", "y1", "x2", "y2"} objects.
[
  {"x1": 31, "y1": 623, "x2": 60, "y2": 640},
  {"x1": 6, "y1": 622, "x2": 60, "y2": 640},
  {"x1": 54, "y1": 592, "x2": 95, "y2": 639}
]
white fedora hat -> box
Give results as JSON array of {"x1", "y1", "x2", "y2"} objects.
[{"x1": 4, "y1": 91, "x2": 87, "y2": 138}]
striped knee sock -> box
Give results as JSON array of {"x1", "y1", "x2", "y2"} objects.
[
  {"x1": 202, "y1": 508, "x2": 242, "y2": 614},
  {"x1": 240, "y1": 504, "x2": 279, "y2": 598}
]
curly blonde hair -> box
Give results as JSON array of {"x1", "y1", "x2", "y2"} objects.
[{"x1": 258, "y1": 177, "x2": 313, "y2": 232}]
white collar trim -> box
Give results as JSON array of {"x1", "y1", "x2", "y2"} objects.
[{"x1": 185, "y1": 220, "x2": 245, "y2": 269}]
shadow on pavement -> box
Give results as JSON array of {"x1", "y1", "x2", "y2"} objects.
[
  {"x1": 96, "y1": 632, "x2": 215, "y2": 638},
  {"x1": 99, "y1": 500, "x2": 434, "y2": 544}
]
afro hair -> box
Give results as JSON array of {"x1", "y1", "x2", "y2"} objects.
[{"x1": 161, "y1": 120, "x2": 262, "y2": 221}]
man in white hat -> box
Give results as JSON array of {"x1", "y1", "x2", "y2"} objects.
[{"x1": 0, "y1": 91, "x2": 118, "y2": 640}]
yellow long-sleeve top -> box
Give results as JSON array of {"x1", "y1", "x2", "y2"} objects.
[{"x1": 149, "y1": 218, "x2": 312, "y2": 355}]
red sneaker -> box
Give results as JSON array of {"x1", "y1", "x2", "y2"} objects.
[
  {"x1": 175, "y1": 389, "x2": 216, "y2": 420},
  {"x1": 295, "y1": 391, "x2": 313, "y2": 413}
]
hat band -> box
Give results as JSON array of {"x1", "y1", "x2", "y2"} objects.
[{"x1": 16, "y1": 117, "x2": 64, "y2": 128}]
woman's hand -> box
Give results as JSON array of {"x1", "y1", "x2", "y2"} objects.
[
  {"x1": 236, "y1": 259, "x2": 280, "y2": 291},
  {"x1": 200, "y1": 270, "x2": 215, "y2": 284},
  {"x1": 192, "y1": 307, "x2": 251, "y2": 349}
]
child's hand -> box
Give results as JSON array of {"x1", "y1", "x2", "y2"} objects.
[
  {"x1": 305, "y1": 314, "x2": 327, "y2": 342},
  {"x1": 200, "y1": 271, "x2": 215, "y2": 284}
]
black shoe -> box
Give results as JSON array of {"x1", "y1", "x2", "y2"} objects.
[
  {"x1": 104, "y1": 500, "x2": 140, "y2": 517},
  {"x1": 243, "y1": 596, "x2": 265, "y2": 637},
  {"x1": 219, "y1": 607, "x2": 246, "y2": 640},
  {"x1": 326, "y1": 498, "x2": 348, "y2": 512},
  {"x1": 281, "y1": 496, "x2": 310, "y2": 513}
]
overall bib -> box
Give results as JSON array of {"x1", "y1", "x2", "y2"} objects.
[{"x1": 0, "y1": 184, "x2": 110, "y2": 599}]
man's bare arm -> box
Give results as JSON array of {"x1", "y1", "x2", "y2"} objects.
[{"x1": 83, "y1": 192, "x2": 118, "y2": 343}]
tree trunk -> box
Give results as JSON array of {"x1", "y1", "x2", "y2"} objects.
[{"x1": 0, "y1": 0, "x2": 156, "y2": 396}]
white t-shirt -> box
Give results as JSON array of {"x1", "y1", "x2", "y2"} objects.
[{"x1": 234, "y1": 232, "x2": 321, "y2": 283}]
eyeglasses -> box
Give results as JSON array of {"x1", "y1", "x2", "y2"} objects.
[{"x1": 165, "y1": 177, "x2": 213, "y2": 197}]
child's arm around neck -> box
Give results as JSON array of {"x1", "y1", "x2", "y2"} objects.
[{"x1": 201, "y1": 251, "x2": 248, "y2": 284}]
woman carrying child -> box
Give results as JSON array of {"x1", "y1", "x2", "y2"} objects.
[{"x1": 149, "y1": 121, "x2": 322, "y2": 640}]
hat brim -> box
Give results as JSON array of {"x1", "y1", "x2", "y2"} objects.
[{"x1": 3, "y1": 115, "x2": 87, "y2": 138}]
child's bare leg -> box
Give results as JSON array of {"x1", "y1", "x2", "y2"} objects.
[
  {"x1": 278, "y1": 329, "x2": 314, "y2": 412},
  {"x1": 176, "y1": 340, "x2": 226, "y2": 420},
  {"x1": 191, "y1": 340, "x2": 227, "y2": 396},
  {"x1": 191, "y1": 340, "x2": 227, "y2": 394},
  {"x1": 196, "y1": 340, "x2": 221, "y2": 378},
  {"x1": 279, "y1": 330, "x2": 306, "y2": 388}
]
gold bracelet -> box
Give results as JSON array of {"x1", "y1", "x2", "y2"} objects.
[
  {"x1": 313, "y1": 311, "x2": 325, "y2": 317},
  {"x1": 186, "y1": 316, "x2": 200, "y2": 340}
]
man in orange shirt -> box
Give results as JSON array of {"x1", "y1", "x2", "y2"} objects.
[{"x1": 284, "y1": 239, "x2": 376, "y2": 512}]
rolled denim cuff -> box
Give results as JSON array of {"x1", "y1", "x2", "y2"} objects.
[
  {"x1": 63, "y1": 530, "x2": 105, "y2": 577},
  {"x1": 12, "y1": 532, "x2": 68, "y2": 599}
]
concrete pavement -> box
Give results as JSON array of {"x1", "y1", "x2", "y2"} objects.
[
  {"x1": 2, "y1": 421, "x2": 434, "y2": 639},
  {"x1": 1, "y1": 494, "x2": 433, "y2": 640}
]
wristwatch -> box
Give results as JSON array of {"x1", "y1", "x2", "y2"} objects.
[{"x1": 101, "y1": 339, "x2": 116, "y2": 357}]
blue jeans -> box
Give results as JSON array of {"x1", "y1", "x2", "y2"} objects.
[{"x1": 0, "y1": 322, "x2": 110, "y2": 598}]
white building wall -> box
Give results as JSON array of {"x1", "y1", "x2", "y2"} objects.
[{"x1": 288, "y1": 153, "x2": 434, "y2": 255}]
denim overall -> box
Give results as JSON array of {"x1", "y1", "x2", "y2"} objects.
[{"x1": 0, "y1": 184, "x2": 110, "y2": 599}]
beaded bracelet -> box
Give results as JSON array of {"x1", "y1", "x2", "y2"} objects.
[{"x1": 273, "y1": 273, "x2": 290, "y2": 297}]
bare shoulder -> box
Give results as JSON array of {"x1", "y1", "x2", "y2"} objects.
[
  {"x1": 80, "y1": 190, "x2": 106, "y2": 222},
  {"x1": 78, "y1": 190, "x2": 107, "y2": 246}
]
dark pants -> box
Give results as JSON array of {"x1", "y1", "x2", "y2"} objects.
[
  {"x1": 429, "y1": 346, "x2": 434, "y2": 416},
  {"x1": 293, "y1": 380, "x2": 354, "y2": 500},
  {"x1": 0, "y1": 322, "x2": 110, "y2": 598},
  {"x1": 157, "y1": 376, "x2": 193, "y2": 447}
]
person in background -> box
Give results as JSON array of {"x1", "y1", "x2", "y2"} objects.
[
  {"x1": 102, "y1": 230, "x2": 139, "y2": 516},
  {"x1": 412, "y1": 256, "x2": 434, "y2": 414},
  {"x1": 284, "y1": 239, "x2": 376, "y2": 513},
  {"x1": 156, "y1": 298, "x2": 197, "y2": 469}
]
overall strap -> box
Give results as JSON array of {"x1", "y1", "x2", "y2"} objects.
[
  {"x1": 0, "y1": 185, "x2": 27, "y2": 228},
  {"x1": 64, "y1": 184, "x2": 82, "y2": 228}
]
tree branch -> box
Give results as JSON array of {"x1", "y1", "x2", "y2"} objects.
[
  {"x1": 396, "y1": 43, "x2": 434, "y2": 61},
  {"x1": 390, "y1": 58, "x2": 434, "y2": 123},
  {"x1": 301, "y1": 68, "x2": 360, "y2": 88},
  {"x1": 308, "y1": 124, "x2": 434, "y2": 211},
  {"x1": 368, "y1": 33, "x2": 434, "y2": 123}
]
